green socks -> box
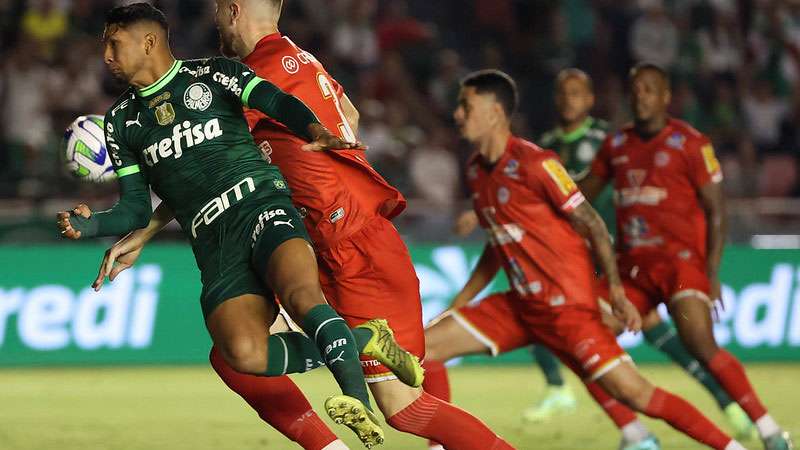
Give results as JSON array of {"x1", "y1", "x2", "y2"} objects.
[
  {"x1": 351, "y1": 327, "x2": 373, "y2": 352},
  {"x1": 301, "y1": 305, "x2": 372, "y2": 410},
  {"x1": 644, "y1": 320, "x2": 733, "y2": 409},
  {"x1": 264, "y1": 332, "x2": 326, "y2": 376},
  {"x1": 533, "y1": 345, "x2": 565, "y2": 386}
]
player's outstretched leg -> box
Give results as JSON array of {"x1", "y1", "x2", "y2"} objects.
[
  {"x1": 209, "y1": 346, "x2": 347, "y2": 450},
  {"x1": 597, "y1": 361, "x2": 744, "y2": 450},
  {"x1": 585, "y1": 382, "x2": 661, "y2": 450},
  {"x1": 265, "y1": 238, "x2": 382, "y2": 447},
  {"x1": 641, "y1": 310, "x2": 754, "y2": 439},
  {"x1": 669, "y1": 296, "x2": 793, "y2": 449},
  {"x1": 522, "y1": 345, "x2": 576, "y2": 423}
]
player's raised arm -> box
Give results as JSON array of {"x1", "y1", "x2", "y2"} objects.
[
  {"x1": 448, "y1": 243, "x2": 501, "y2": 311},
  {"x1": 58, "y1": 117, "x2": 152, "y2": 240}
]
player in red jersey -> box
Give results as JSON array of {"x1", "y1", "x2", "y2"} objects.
[
  {"x1": 580, "y1": 63, "x2": 794, "y2": 450},
  {"x1": 421, "y1": 69, "x2": 748, "y2": 450},
  {"x1": 96, "y1": 1, "x2": 514, "y2": 449}
]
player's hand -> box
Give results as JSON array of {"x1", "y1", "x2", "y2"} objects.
[
  {"x1": 57, "y1": 204, "x2": 91, "y2": 240},
  {"x1": 709, "y1": 274, "x2": 723, "y2": 322},
  {"x1": 92, "y1": 236, "x2": 144, "y2": 291},
  {"x1": 302, "y1": 124, "x2": 363, "y2": 152},
  {"x1": 453, "y1": 210, "x2": 479, "y2": 237},
  {"x1": 609, "y1": 284, "x2": 642, "y2": 333}
]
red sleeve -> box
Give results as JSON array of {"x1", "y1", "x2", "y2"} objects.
[
  {"x1": 686, "y1": 136, "x2": 723, "y2": 188},
  {"x1": 529, "y1": 157, "x2": 586, "y2": 214},
  {"x1": 590, "y1": 135, "x2": 614, "y2": 181}
]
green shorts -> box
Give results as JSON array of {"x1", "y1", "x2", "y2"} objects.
[{"x1": 192, "y1": 192, "x2": 311, "y2": 319}]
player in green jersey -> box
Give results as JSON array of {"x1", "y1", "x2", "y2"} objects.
[
  {"x1": 524, "y1": 69, "x2": 754, "y2": 447},
  {"x1": 56, "y1": 4, "x2": 394, "y2": 446}
]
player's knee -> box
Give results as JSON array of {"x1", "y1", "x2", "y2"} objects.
[
  {"x1": 220, "y1": 336, "x2": 266, "y2": 374},
  {"x1": 279, "y1": 282, "x2": 324, "y2": 318},
  {"x1": 605, "y1": 376, "x2": 653, "y2": 411}
]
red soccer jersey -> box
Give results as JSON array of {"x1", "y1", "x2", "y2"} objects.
[
  {"x1": 468, "y1": 136, "x2": 596, "y2": 308},
  {"x1": 242, "y1": 33, "x2": 405, "y2": 248},
  {"x1": 591, "y1": 118, "x2": 723, "y2": 264}
]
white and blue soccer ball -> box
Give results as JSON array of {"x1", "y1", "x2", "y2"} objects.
[{"x1": 62, "y1": 115, "x2": 116, "y2": 183}]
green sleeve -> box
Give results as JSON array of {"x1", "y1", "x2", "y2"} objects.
[
  {"x1": 243, "y1": 79, "x2": 319, "y2": 141},
  {"x1": 70, "y1": 172, "x2": 152, "y2": 237}
]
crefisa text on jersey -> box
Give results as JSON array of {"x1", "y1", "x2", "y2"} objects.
[{"x1": 142, "y1": 118, "x2": 223, "y2": 167}]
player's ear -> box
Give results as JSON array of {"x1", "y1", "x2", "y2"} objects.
[
  {"x1": 143, "y1": 32, "x2": 156, "y2": 55},
  {"x1": 663, "y1": 89, "x2": 672, "y2": 107},
  {"x1": 230, "y1": 1, "x2": 241, "y2": 22}
]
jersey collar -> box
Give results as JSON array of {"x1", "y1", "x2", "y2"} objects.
[
  {"x1": 557, "y1": 116, "x2": 594, "y2": 144},
  {"x1": 243, "y1": 32, "x2": 283, "y2": 65},
  {"x1": 137, "y1": 59, "x2": 182, "y2": 97}
]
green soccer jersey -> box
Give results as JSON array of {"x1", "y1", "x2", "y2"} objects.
[
  {"x1": 537, "y1": 117, "x2": 615, "y2": 232},
  {"x1": 104, "y1": 57, "x2": 302, "y2": 240}
]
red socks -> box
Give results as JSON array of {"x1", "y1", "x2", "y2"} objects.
[
  {"x1": 209, "y1": 346, "x2": 338, "y2": 450},
  {"x1": 708, "y1": 349, "x2": 768, "y2": 420},
  {"x1": 422, "y1": 360, "x2": 451, "y2": 402},
  {"x1": 644, "y1": 388, "x2": 732, "y2": 450},
  {"x1": 387, "y1": 391, "x2": 515, "y2": 450},
  {"x1": 585, "y1": 381, "x2": 638, "y2": 428}
]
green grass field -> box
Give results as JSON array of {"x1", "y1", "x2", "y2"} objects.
[{"x1": 1, "y1": 364, "x2": 797, "y2": 450}]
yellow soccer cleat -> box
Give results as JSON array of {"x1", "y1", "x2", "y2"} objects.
[
  {"x1": 356, "y1": 319, "x2": 425, "y2": 387},
  {"x1": 325, "y1": 395, "x2": 385, "y2": 448}
]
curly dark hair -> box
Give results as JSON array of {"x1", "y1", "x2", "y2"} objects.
[{"x1": 105, "y1": 2, "x2": 169, "y2": 33}]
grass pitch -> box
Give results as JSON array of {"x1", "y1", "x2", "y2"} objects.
[{"x1": 1, "y1": 364, "x2": 798, "y2": 450}]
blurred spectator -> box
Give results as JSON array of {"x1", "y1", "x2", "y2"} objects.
[
  {"x1": 630, "y1": 0, "x2": 678, "y2": 69},
  {"x1": 742, "y1": 78, "x2": 790, "y2": 153},
  {"x1": 332, "y1": 0, "x2": 379, "y2": 69},
  {"x1": 21, "y1": 0, "x2": 68, "y2": 59}
]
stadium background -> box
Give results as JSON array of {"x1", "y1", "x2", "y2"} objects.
[{"x1": 1, "y1": 0, "x2": 799, "y2": 449}]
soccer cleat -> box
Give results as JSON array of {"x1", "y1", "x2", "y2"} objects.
[
  {"x1": 521, "y1": 385, "x2": 577, "y2": 423},
  {"x1": 763, "y1": 431, "x2": 795, "y2": 450},
  {"x1": 356, "y1": 319, "x2": 425, "y2": 387},
  {"x1": 325, "y1": 395, "x2": 385, "y2": 448},
  {"x1": 723, "y1": 403, "x2": 757, "y2": 440},
  {"x1": 619, "y1": 434, "x2": 661, "y2": 450}
]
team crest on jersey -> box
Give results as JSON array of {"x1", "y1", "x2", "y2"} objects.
[
  {"x1": 154, "y1": 102, "x2": 176, "y2": 126},
  {"x1": 611, "y1": 132, "x2": 627, "y2": 148},
  {"x1": 184, "y1": 83, "x2": 213, "y2": 111},
  {"x1": 148, "y1": 92, "x2": 172, "y2": 108},
  {"x1": 654, "y1": 151, "x2": 670, "y2": 167},
  {"x1": 497, "y1": 186, "x2": 510, "y2": 204},
  {"x1": 666, "y1": 132, "x2": 686, "y2": 150},
  {"x1": 503, "y1": 159, "x2": 520, "y2": 179},
  {"x1": 577, "y1": 141, "x2": 595, "y2": 163}
]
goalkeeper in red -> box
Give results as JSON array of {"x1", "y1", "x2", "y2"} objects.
[
  {"x1": 422, "y1": 69, "x2": 747, "y2": 450},
  {"x1": 583, "y1": 63, "x2": 793, "y2": 450}
]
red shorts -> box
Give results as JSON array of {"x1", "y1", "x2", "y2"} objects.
[
  {"x1": 452, "y1": 291, "x2": 629, "y2": 381},
  {"x1": 316, "y1": 216, "x2": 424, "y2": 383},
  {"x1": 597, "y1": 254, "x2": 711, "y2": 316}
]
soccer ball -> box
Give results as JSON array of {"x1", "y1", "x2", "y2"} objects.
[{"x1": 62, "y1": 115, "x2": 116, "y2": 183}]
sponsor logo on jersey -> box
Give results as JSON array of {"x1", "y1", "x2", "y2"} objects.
[
  {"x1": 142, "y1": 118, "x2": 223, "y2": 167},
  {"x1": 257, "y1": 140, "x2": 273, "y2": 163},
  {"x1": 611, "y1": 155, "x2": 629, "y2": 165},
  {"x1": 329, "y1": 207, "x2": 345, "y2": 223},
  {"x1": 183, "y1": 83, "x2": 213, "y2": 111},
  {"x1": 212, "y1": 72, "x2": 244, "y2": 97},
  {"x1": 250, "y1": 208, "x2": 289, "y2": 246},
  {"x1": 617, "y1": 170, "x2": 668, "y2": 206},
  {"x1": 503, "y1": 159, "x2": 520, "y2": 179},
  {"x1": 125, "y1": 112, "x2": 142, "y2": 128},
  {"x1": 111, "y1": 100, "x2": 130, "y2": 117},
  {"x1": 147, "y1": 92, "x2": 171, "y2": 108},
  {"x1": 654, "y1": 151, "x2": 670, "y2": 167},
  {"x1": 179, "y1": 65, "x2": 210, "y2": 77},
  {"x1": 105, "y1": 122, "x2": 123, "y2": 166},
  {"x1": 191, "y1": 177, "x2": 256, "y2": 238},
  {"x1": 486, "y1": 223, "x2": 524, "y2": 246},
  {"x1": 542, "y1": 159, "x2": 577, "y2": 196},
  {"x1": 666, "y1": 132, "x2": 686, "y2": 150},
  {"x1": 281, "y1": 55, "x2": 299, "y2": 74},
  {"x1": 154, "y1": 102, "x2": 176, "y2": 126}
]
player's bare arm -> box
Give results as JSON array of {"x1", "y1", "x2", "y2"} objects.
[
  {"x1": 577, "y1": 172, "x2": 607, "y2": 203},
  {"x1": 568, "y1": 201, "x2": 642, "y2": 332},
  {"x1": 92, "y1": 202, "x2": 176, "y2": 291},
  {"x1": 449, "y1": 243, "x2": 501, "y2": 311},
  {"x1": 339, "y1": 92, "x2": 360, "y2": 136},
  {"x1": 699, "y1": 180, "x2": 727, "y2": 306}
]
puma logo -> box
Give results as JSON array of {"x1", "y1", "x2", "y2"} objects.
[
  {"x1": 274, "y1": 219, "x2": 293, "y2": 228},
  {"x1": 125, "y1": 113, "x2": 142, "y2": 128},
  {"x1": 328, "y1": 351, "x2": 345, "y2": 365}
]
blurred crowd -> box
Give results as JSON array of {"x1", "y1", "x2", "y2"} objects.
[{"x1": 1, "y1": 0, "x2": 799, "y2": 240}]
